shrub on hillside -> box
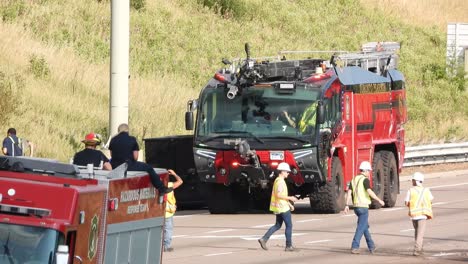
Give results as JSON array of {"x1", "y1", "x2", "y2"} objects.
[
  {"x1": 29, "y1": 54, "x2": 51, "y2": 79},
  {"x1": 198, "y1": 0, "x2": 247, "y2": 19},
  {"x1": 0, "y1": 71, "x2": 23, "y2": 124},
  {"x1": 1, "y1": 0, "x2": 26, "y2": 22},
  {"x1": 131, "y1": 0, "x2": 146, "y2": 11}
]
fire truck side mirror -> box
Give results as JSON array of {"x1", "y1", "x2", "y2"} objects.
[
  {"x1": 317, "y1": 101, "x2": 325, "y2": 125},
  {"x1": 55, "y1": 245, "x2": 70, "y2": 264},
  {"x1": 185, "y1": 112, "x2": 194, "y2": 130}
]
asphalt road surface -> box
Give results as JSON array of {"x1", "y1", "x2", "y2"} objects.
[{"x1": 163, "y1": 169, "x2": 468, "y2": 264}]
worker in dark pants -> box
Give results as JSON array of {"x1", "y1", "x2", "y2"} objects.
[{"x1": 109, "y1": 123, "x2": 172, "y2": 194}]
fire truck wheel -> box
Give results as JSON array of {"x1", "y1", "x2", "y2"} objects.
[
  {"x1": 381, "y1": 151, "x2": 398, "y2": 207},
  {"x1": 204, "y1": 183, "x2": 241, "y2": 214},
  {"x1": 370, "y1": 152, "x2": 385, "y2": 209},
  {"x1": 309, "y1": 156, "x2": 345, "y2": 213}
]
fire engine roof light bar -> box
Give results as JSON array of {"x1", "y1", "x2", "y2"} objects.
[{"x1": 0, "y1": 204, "x2": 51, "y2": 217}]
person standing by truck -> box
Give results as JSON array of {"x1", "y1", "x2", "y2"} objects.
[
  {"x1": 73, "y1": 132, "x2": 112, "y2": 170},
  {"x1": 2, "y1": 128, "x2": 34, "y2": 157},
  {"x1": 405, "y1": 172, "x2": 433, "y2": 256},
  {"x1": 344, "y1": 161, "x2": 385, "y2": 254},
  {"x1": 109, "y1": 123, "x2": 172, "y2": 194},
  {"x1": 258, "y1": 162, "x2": 299, "y2": 252},
  {"x1": 164, "y1": 169, "x2": 183, "y2": 252}
]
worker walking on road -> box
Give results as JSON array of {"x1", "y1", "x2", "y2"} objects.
[
  {"x1": 344, "y1": 161, "x2": 385, "y2": 254},
  {"x1": 258, "y1": 162, "x2": 298, "y2": 252},
  {"x1": 164, "y1": 169, "x2": 183, "y2": 252},
  {"x1": 405, "y1": 172, "x2": 433, "y2": 256}
]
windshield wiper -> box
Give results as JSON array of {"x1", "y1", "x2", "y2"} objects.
[
  {"x1": 3, "y1": 233, "x2": 14, "y2": 264},
  {"x1": 202, "y1": 131, "x2": 264, "y2": 144}
]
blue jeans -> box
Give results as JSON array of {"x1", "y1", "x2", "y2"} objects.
[
  {"x1": 164, "y1": 216, "x2": 174, "y2": 249},
  {"x1": 262, "y1": 211, "x2": 293, "y2": 247},
  {"x1": 351, "y1": 207, "x2": 375, "y2": 250}
]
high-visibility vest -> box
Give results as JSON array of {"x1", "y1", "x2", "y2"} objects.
[
  {"x1": 351, "y1": 174, "x2": 371, "y2": 208},
  {"x1": 269, "y1": 177, "x2": 289, "y2": 214},
  {"x1": 298, "y1": 102, "x2": 318, "y2": 133},
  {"x1": 408, "y1": 186, "x2": 433, "y2": 219},
  {"x1": 165, "y1": 182, "x2": 177, "y2": 218}
]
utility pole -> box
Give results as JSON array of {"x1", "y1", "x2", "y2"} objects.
[{"x1": 109, "y1": 0, "x2": 130, "y2": 138}]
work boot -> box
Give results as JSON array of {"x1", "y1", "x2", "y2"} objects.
[
  {"x1": 351, "y1": 248, "x2": 360, "y2": 254},
  {"x1": 413, "y1": 250, "x2": 421, "y2": 256},
  {"x1": 285, "y1": 246, "x2": 299, "y2": 252},
  {"x1": 369, "y1": 245, "x2": 377, "y2": 254},
  {"x1": 258, "y1": 238, "x2": 268, "y2": 250},
  {"x1": 164, "y1": 247, "x2": 174, "y2": 252}
]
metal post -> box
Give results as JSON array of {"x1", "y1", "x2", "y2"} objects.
[
  {"x1": 109, "y1": 0, "x2": 130, "y2": 137},
  {"x1": 465, "y1": 49, "x2": 468, "y2": 83}
]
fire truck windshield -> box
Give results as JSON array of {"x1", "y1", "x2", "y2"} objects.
[
  {"x1": 0, "y1": 223, "x2": 62, "y2": 264},
  {"x1": 196, "y1": 83, "x2": 321, "y2": 143}
]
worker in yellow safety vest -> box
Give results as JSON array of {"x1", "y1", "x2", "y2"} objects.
[
  {"x1": 344, "y1": 161, "x2": 385, "y2": 254},
  {"x1": 404, "y1": 172, "x2": 433, "y2": 256},
  {"x1": 298, "y1": 102, "x2": 318, "y2": 134},
  {"x1": 163, "y1": 169, "x2": 183, "y2": 252},
  {"x1": 258, "y1": 162, "x2": 299, "y2": 252}
]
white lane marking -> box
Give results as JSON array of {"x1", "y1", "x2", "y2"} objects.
[
  {"x1": 172, "y1": 235, "x2": 189, "y2": 238},
  {"x1": 432, "y1": 202, "x2": 448, "y2": 205},
  {"x1": 430, "y1": 182, "x2": 468, "y2": 189},
  {"x1": 205, "y1": 252, "x2": 233, "y2": 257},
  {"x1": 251, "y1": 224, "x2": 273, "y2": 228},
  {"x1": 400, "y1": 229, "x2": 414, "y2": 232},
  {"x1": 242, "y1": 233, "x2": 308, "y2": 241},
  {"x1": 432, "y1": 252, "x2": 458, "y2": 257},
  {"x1": 174, "y1": 215, "x2": 193, "y2": 218},
  {"x1": 382, "y1": 207, "x2": 404, "y2": 212},
  {"x1": 206, "y1": 229, "x2": 234, "y2": 234},
  {"x1": 305, "y1": 239, "x2": 332, "y2": 244},
  {"x1": 341, "y1": 214, "x2": 354, "y2": 217},
  {"x1": 296, "y1": 219, "x2": 321, "y2": 223}
]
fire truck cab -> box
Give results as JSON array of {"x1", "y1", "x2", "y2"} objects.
[
  {"x1": 185, "y1": 43, "x2": 407, "y2": 213},
  {"x1": 0, "y1": 156, "x2": 166, "y2": 264}
]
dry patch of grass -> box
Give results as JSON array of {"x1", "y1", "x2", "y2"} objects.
[{"x1": 361, "y1": 0, "x2": 468, "y2": 30}]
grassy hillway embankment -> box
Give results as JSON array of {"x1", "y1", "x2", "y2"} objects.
[{"x1": 0, "y1": 0, "x2": 467, "y2": 161}]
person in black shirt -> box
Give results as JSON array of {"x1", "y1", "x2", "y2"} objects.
[
  {"x1": 109, "y1": 123, "x2": 172, "y2": 194},
  {"x1": 73, "y1": 133, "x2": 112, "y2": 170}
]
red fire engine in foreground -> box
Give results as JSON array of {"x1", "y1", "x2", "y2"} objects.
[
  {"x1": 0, "y1": 156, "x2": 166, "y2": 264},
  {"x1": 184, "y1": 42, "x2": 407, "y2": 213}
]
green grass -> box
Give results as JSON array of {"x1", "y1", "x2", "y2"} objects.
[{"x1": 0, "y1": 0, "x2": 467, "y2": 161}]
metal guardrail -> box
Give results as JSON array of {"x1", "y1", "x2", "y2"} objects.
[{"x1": 404, "y1": 142, "x2": 468, "y2": 167}]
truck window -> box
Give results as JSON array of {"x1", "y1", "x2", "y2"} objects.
[
  {"x1": 0, "y1": 223, "x2": 62, "y2": 264},
  {"x1": 196, "y1": 83, "x2": 321, "y2": 139}
]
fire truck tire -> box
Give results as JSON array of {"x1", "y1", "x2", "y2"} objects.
[
  {"x1": 370, "y1": 152, "x2": 385, "y2": 209},
  {"x1": 309, "y1": 156, "x2": 345, "y2": 213},
  {"x1": 381, "y1": 150, "x2": 398, "y2": 207},
  {"x1": 204, "y1": 184, "x2": 240, "y2": 214}
]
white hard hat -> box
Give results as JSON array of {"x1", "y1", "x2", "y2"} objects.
[
  {"x1": 412, "y1": 172, "x2": 424, "y2": 182},
  {"x1": 277, "y1": 162, "x2": 291, "y2": 172},
  {"x1": 359, "y1": 161, "x2": 372, "y2": 171}
]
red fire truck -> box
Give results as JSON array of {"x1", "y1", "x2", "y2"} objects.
[
  {"x1": 0, "y1": 156, "x2": 166, "y2": 264},
  {"x1": 184, "y1": 43, "x2": 407, "y2": 213}
]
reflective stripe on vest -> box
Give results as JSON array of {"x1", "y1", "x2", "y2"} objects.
[
  {"x1": 165, "y1": 182, "x2": 177, "y2": 218},
  {"x1": 408, "y1": 187, "x2": 433, "y2": 219},
  {"x1": 351, "y1": 174, "x2": 371, "y2": 208},
  {"x1": 270, "y1": 177, "x2": 289, "y2": 214}
]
